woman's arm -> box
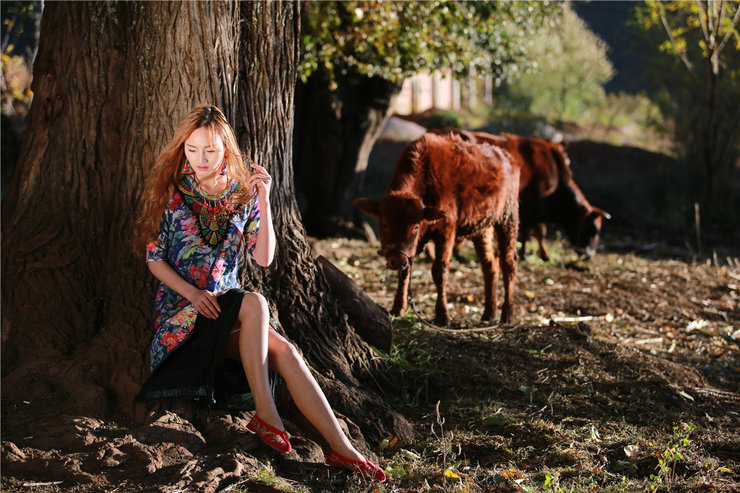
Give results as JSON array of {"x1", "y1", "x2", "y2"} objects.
[
  {"x1": 148, "y1": 259, "x2": 221, "y2": 319},
  {"x1": 248, "y1": 163, "x2": 276, "y2": 267}
]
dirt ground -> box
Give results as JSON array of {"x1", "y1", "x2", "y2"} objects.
[
  {"x1": 2, "y1": 234, "x2": 739, "y2": 492},
  {"x1": 314, "y1": 236, "x2": 740, "y2": 493},
  {"x1": 3, "y1": 127, "x2": 739, "y2": 492}
]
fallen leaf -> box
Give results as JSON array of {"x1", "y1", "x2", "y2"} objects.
[
  {"x1": 501, "y1": 468, "x2": 523, "y2": 479},
  {"x1": 686, "y1": 319, "x2": 709, "y2": 332},
  {"x1": 624, "y1": 444, "x2": 639, "y2": 458},
  {"x1": 589, "y1": 425, "x2": 601, "y2": 442},
  {"x1": 678, "y1": 390, "x2": 695, "y2": 401},
  {"x1": 399, "y1": 448, "x2": 420, "y2": 461}
]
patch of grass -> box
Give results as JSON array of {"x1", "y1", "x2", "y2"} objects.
[
  {"x1": 232, "y1": 463, "x2": 308, "y2": 493},
  {"x1": 518, "y1": 233, "x2": 585, "y2": 269}
]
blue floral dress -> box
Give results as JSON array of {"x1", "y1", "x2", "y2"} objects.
[{"x1": 145, "y1": 174, "x2": 260, "y2": 371}]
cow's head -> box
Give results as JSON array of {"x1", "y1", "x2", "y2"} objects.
[
  {"x1": 354, "y1": 195, "x2": 444, "y2": 270},
  {"x1": 572, "y1": 207, "x2": 611, "y2": 260}
]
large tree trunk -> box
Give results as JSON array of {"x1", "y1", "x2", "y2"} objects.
[
  {"x1": 1, "y1": 0, "x2": 410, "y2": 448},
  {"x1": 1, "y1": 0, "x2": 241, "y2": 416},
  {"x1": 293, "y1": 69, "x2": 401, "y2": 237}
]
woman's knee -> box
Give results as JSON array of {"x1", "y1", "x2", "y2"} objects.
[
  {"x1": 269, "y1": 337, "x2": 302, "y2": 369},
  {"x1": 239, "y1": 292, "x2": 269, "y2": 321}
]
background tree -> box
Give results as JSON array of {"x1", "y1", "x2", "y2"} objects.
[
  {"x1": 1, "y1": 0, "x2": 410, "y2": 448},
  {"x1": 634, "y1": 0, "x2": 740, "y2": 207},
  {"x1": 496, "y1": 3, "x2": 614, "y2": 121},
  {"x1": 1, "y1": 1, "x2": 42, "y2": 195},
  {"x1": 294, "y1": 0, "x2": 558, "y2": 236}
]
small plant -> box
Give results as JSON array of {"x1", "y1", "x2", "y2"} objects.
[
  {"x1": 649, "y1": 422, "x2": 695, "y2": 492},
  {"x1": 430, "y1": 400, "x2": 465, "y2": 485},
  {"x1": 432, "y1": 400, "x2": 450, "y2": 471},
  {"x1": 544, "y1": 471, "x2": 564, "y2": 492}
]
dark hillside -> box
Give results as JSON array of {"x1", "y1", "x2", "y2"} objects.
[
  {"x1": 568, "y1": 140, "x2": 740, "y2": 256},
  {"x1": 572, "y1": 0, "x2": 660, "y2": 94}
]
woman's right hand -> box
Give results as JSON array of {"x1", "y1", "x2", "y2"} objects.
[
  {"x1": 148, "y1": 261, "x2": 222, "y2": 319},
  {"x1": 187, "y1": 289, "x2": 221, "y2": 319}
]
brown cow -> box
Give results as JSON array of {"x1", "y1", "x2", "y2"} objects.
[
  {"x1": 458, "y1": 131, "x2": 611, "y2": 261},
  {"x1": 355, "y1": 131, "x2": 520, "y2": 325}
]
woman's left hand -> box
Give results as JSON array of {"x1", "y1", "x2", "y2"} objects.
[{"x1": 248, "y1": 163, "x2": 272, "y2": 201}]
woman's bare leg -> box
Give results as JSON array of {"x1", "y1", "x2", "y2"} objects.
[
  {"x1": 224, "y1": 292, "x2": 283, "y2": 430},
  {"x1": 265, "y1": 329, "x2": 364, "y2": 461},
  {"x1": 224, "y1": 293, "x2": 363, "y2": 460}
]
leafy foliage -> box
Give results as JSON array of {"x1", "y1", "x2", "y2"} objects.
[
  {"x1": 495, "y1": 3, "x2": 614, "y2": 121},
  {"x1": 632, "y1": 0, "x2": 740, "y2": 203},
  {"x1": 1, "y1": 0, "x2": 40, "y2": 116},
  {"x1": 1, "y1": 49, "x2": 32, "y2": 115},
  {"x1": 300, "y1": 0, "x2": 559, "y2": 88}
]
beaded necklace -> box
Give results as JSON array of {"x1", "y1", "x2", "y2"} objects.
[{"x1": 177, "y1": 175, "x2": 244, "y2": 247}]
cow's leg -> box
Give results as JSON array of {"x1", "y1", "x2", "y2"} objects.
[
  {"x1": 472, "y1": 227, "x2": 497, "y2": 322},
  {"x1": 453, "y1": 237, "x2": 467, "y2": 263},
  {"x1": 534, "y1": 223, "x2": 551, "y2": 261},
  {"x1": 432, "y1": 235, "x2": 454, "y2": 326},
  {"x1": 518, "y1": 227, "x2": 530, "y2": 260},
  {"x1": 496, "y1": 218, "x2": 519, "y2": 324},
  {"x1": 391, "y1": 265, "x2": 411, "y2": 316}
]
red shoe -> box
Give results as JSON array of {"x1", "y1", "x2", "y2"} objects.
[
  {"x1": 326, "y1": 449, "x2": 387, "y2": 482},
  {"x1": 246, "y1": 414, "x2": 292, "y2": 454}
]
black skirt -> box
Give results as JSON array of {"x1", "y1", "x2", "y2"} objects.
[{"x1": 135, "y1": 289, "x2": 276, "y2": 410}]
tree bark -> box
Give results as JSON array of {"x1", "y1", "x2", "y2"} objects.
[
  {"x1": 316, "y1": 255, "x2": 393, "y2": 353},
  {"x1": 1, "y1": 0, "x2": 411, "y2": 447},
  {"x1": 235, "y1": 3, "x2": 410, "y2": 445},
  {"x1": 1, "y1": 0, "x2": 241, "y2": 416},
  {"x1": 293, "y1": 70, "x2": 401, "y2": 237}
]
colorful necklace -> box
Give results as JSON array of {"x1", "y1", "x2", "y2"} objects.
[{"x1": 177, "y1": 175, "x2": 243, "y2": 247}]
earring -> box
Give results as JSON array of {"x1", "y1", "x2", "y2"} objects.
[
  {"x1": 183, "y1": 158, "x2": 195, "y2": 174},
  {"x1": 220, "y1": 156, "x2": 228, "y2": 176}
]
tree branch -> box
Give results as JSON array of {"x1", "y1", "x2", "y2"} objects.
[
  {"x1": 696, "y1": 0, "x2": 711, "y2": 44},
  {"x1": 659, "y1": 2, "x2": 694, "y2": 72},
  {"x1": 717, "y1": 1, "x2": 740, "y2": 55}
]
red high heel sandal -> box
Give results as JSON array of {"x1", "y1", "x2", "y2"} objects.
[
  {"x1": 326, "y1": 449, "x2": 387, "y2": 482},
  {"x1": 246, "y1": 414, "x2": 292, "y2": 454}
]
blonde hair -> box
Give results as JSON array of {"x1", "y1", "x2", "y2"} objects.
[{"x1": 134, "y1": 104, "x2": 253, "y2": 255}]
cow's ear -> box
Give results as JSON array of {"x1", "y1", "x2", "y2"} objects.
[
  {"x1": 423, "y1": 207, "x2": 445, "y2": 221},
  {"x1": 354, "y1": 198, "x2": 380, "y2": 217},
  {"x1": 593, "y1": 207, "x2": 612, "y2": 220}
]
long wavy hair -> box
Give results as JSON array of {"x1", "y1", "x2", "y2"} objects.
[{"x1": 134, "y1": 104, "x2": 253, "y2": 255}]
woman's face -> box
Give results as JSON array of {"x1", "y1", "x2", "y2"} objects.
[{"x1": 184, "y1": 126, "x2": 226, "y2": 183}]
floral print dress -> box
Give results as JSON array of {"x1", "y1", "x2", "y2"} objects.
[{"x1": 145, "y1": 174, "x2": 260, "y2": 371}]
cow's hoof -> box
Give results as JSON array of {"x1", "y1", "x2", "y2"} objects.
[
  {"x1": 481, "y1": 310, "x2": 493, "y2": 322},
  {"x1": 434, "y1": 315, "x2": 450, "y2": 326},
  {"x1": 390, "y1": 306, "x2": 405, "y2": 317}
]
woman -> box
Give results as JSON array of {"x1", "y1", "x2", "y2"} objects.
[{"x1": 134, "y1": 104, "x2": 385, "y2": 482}]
